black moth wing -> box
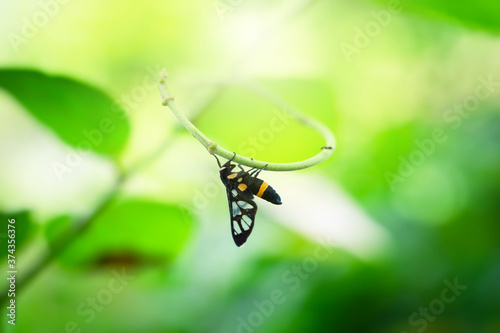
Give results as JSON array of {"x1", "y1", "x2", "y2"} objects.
[{"x1": 225, "y1": 183, "x2": 257, "y2": 247}]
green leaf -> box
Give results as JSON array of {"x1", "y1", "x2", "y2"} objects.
[
  {"x1": 58, "y1": 200, "x2": 193, "y2": 268},
  {"x1": 370, "y1": 0, "x2": 500, "y2": 35},
  {"x1": 44, "y1": 215, "x2": 72, "y2": 250},
  {"x1": 0, "y1": 68, "x2": 130, "y2": 157}
]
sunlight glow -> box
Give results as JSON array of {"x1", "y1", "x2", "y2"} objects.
[
  {"x1": 264, "y1": 173, "x2": 392, "y2": 260},
  {"x1": 226, "y1": 15, "x2": 267, "y2": 53}
]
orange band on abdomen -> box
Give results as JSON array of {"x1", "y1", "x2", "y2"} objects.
[{"x1": 256, "y1": 182, "x2": 268, "y2": 198}]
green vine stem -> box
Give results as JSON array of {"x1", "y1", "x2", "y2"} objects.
[{"x1": 159, "y1": 69, "x2": 336, "y2": 171}]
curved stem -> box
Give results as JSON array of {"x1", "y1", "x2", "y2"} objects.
[{"x1": 159, "y1": 70, "x2": 336, "y2": 171}]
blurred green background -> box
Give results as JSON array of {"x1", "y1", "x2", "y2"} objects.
[{"x1": 0, "y1": 0, "x2": 499, "y2": 332}]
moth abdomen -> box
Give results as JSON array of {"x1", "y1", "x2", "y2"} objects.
[{"x1": 249, "y1": 178, "x2": 282, "y2": 205}]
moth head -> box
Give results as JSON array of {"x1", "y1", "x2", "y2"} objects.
[
  {"x1": 224, "y1": 162, "x2": 236, "y2": 171},
  {"x1": 219, "y1": 161, "x2": 235, "y2": 176}
]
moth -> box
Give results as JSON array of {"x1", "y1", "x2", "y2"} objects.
[{"x1": 214, "y1": 153, "x2": 282, "y2": 247}]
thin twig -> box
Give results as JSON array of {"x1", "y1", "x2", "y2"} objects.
[
  {"x1": 159, "y1": 70, "x2": 336, "y2": 171},
  {"x1": 0, "y1": 175, "x2": 121, "y2": 306}
]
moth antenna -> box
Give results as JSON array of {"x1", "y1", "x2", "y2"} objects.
[{"x1": 213, "y1": 154, "x2": 222, "y2": 168}]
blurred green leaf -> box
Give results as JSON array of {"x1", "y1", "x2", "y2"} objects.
[
  {"x1": 58, "y1": 200, "x2": 192, "y2": 268},
  {"x1": 0, "y1": 68, "x2": 130, "y2": 157},
  {"x1": 44, "y1": 215, "x2": 72, "y2": 250},
  {"x1": 370, "y1": 0, "x2": 500, "y2": 34}
]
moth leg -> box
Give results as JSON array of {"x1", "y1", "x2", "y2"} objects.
[
  {"x1": 240, "y1": 164, "x2": 258, "y2": 176},
  {"x1": 250, "y1": 163, "x2": 268, "y2": 178}
]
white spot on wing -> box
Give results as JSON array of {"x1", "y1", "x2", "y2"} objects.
[
  {"x1": 232, "y1": 201, "x2": 241, "y2": 216},
  {"x1": 232, "y1": 220, "x2": 242, "y2": 234},
  {"x1": 242, "y1": 214, "x2": 252, "y2": 224},
  {"x1": 237, "y1": 201, "x2": 252, "y2": 210},
  {"x1": 231, "y1": 189, "x2": 238, "y2": 196},
  {"x1": 240, "y1": 219, "x2": 250, "y2": 230}
]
